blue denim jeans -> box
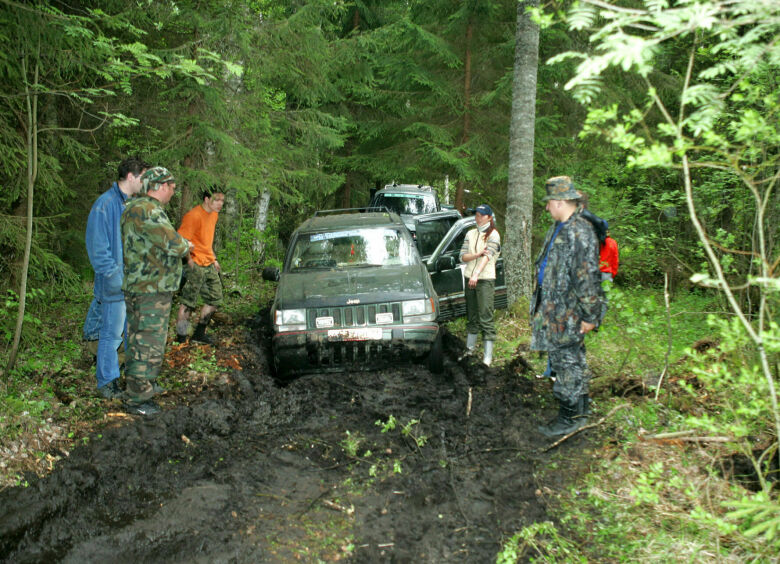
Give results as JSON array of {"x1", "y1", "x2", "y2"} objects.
[
  {"x1": 83, "y1": 297, "x2": 101, "y2": 341},
  {"x1": 96, "y1": 299, "x2": 126, "y2": 389}
]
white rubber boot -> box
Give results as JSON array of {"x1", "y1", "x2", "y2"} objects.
[
  {"x1": 483, "y1": 340, "x2": 494, "y2": 366},
  {"x1": 458, "y1": 333, "x2": 478, "y2": 361}
]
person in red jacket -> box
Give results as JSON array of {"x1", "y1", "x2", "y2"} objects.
[
  {"x1": 175, "y1": 188, "x2": 226, "y2": 344},
  {"x1": 599, "y1": 227, "x2": 619, "y2": 282}
]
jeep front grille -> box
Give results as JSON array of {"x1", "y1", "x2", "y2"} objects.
[{"x1": 308, "y1": 302, "x2": 402, "y2": 328}]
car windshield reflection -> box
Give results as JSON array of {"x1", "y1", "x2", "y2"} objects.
[
  {"x1": 288, "y1": 227, "x2": 416, "y2": 271},
  {"x1": 372, "y1": 194, "x2": 437, "y2": 215}
]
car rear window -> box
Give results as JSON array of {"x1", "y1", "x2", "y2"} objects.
[
  {"x1": 288, "y1": 227, "x2": 417, "y2": 271},
  {"x1": 372, "y1": 193, "x2": 436, "y2": 215}
]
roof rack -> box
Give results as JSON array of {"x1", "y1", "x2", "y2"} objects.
[
  {"x1": 381, "y1": 183, "x2": 434, "y2": 192},
  {"x1": 313, "y1": 207, "x2": 392, "y2": 216}
]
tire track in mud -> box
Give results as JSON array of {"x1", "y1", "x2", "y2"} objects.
[{"x1": 0, "y1": 316, "x2": 558, "y2": 563}]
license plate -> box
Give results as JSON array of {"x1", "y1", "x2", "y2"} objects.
[
  {"x1": 327, "y1": 328, "x2": 383, "y2": 341},
  {"x1": 316, "y1": 316, "x2": 334, "y2": 328},
  {"x1": 375, "y1": 312, "x2": 393, "y2": 324}
]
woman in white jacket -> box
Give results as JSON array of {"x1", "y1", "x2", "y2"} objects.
[{"x1": 459, "y1": 204, "x2": 501, "y2": 366}]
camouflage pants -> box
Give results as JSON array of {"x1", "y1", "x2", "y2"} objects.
[
  {"x1": 125, "y1": 292, "x2": 173, "y2": 404},
  {"x1": 465, "y1": 279, "x2": 496, "y2": 341},
  {"x1": 179, "y1": 263, "x2": 223, "y2": 309},
  {"x1": 549, "y1": 342, "x2": 589, "y2": 405}
]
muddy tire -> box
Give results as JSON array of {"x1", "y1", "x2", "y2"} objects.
[
  {"x1": 271, "y1": 348, "x2": 291, "y2": 380},
  {"x1": 427, "y1": 330, "x2": 444, "y2": 373}
]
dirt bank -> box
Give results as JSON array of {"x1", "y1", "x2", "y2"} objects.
[{"x1": 0, "y1": 312, "x2": 583, "y2": 562}]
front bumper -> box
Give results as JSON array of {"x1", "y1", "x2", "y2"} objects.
[{"x1": 272, "y1": 324, "x2": 439, "y2": 374}]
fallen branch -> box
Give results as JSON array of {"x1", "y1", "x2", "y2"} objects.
[
  {"x1": 656, "y1": 436, "x2": 732, "y2": 443},
  {"x1": 322, "y1": 499, "x2": 355, "y2": 515},
  {"x1": 642, "y1": 430, "x2": 732, "y2": 443},
  {"x1": 542, "y1": 404, "x2": 631, "y2": 452},
  {"x1": 642, "y1": 430, "x2": 695, "y2": 439}
]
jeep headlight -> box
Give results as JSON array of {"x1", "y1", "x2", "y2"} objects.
[
  {"x1": 402, "y1": 298, "x2": 436, "y2": 322},
  {"x1": 274, "y1": 308, "x2": 306, "y2": 332}
]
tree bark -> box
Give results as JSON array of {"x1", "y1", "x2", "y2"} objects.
[
  {"x1": 253, "y1": 189, "x2": 272, "y2": 261},
  {"x1": 454, "y1": 19, "x2": 473, "y2": 213},
  {"x1": 504, "y1": 0, "x2": 539, "y2": 304}
]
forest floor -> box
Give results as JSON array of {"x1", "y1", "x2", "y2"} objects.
[{"x1": 0, "y1": 300, "x2": 600, "y2": 562}]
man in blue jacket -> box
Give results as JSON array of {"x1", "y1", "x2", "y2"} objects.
[{"x1": 85, "y1": 156, "x2": 148, "y2": 399}]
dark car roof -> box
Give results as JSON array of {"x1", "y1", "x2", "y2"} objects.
[{"x1": 296, "y1": 210, "x2": 406, "y2": 234}]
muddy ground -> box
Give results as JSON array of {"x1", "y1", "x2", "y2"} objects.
[{"x1": 0, "y1": 311, "x2": 587, "y2": 563}]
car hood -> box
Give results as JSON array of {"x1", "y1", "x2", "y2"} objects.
[{"x1": 276, "y1": 265, "x2": 429, "y2": 308}]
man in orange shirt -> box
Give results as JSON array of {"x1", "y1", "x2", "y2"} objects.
[{"x1": 175, "y1": 188, "x2": 226, "y2": 344}]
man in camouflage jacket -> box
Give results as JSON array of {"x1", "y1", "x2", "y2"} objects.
[
  {"x1": 531, "y1": 176, "x2": 605, "y2": 437},
  {"x1": 121, "y1": 166, "x2": 193, "y2": 415}
]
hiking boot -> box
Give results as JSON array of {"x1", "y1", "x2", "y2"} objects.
[
  {"x1": 174, "y1": 333, "x2": 188, "y2": 344},
  {"x1": 191, "y1": 322, "x2": 214, "y2": 345},
  {"x1": 98, "y1": 380, "x2": 125, "y2": 400},
  {"x1": 538, "y1": 400, "x2": 584, "y2": 438},
  {"x1": 125, "y1": 400, "x2": 160, "y2": 416}
]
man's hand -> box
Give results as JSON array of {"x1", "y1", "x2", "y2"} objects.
[
  {"x1": 214, "y1": 259, "x2": 221, "y2": 273},
  {"x1": 580, "y1": 321, "x2": 596, "y2": 334}
]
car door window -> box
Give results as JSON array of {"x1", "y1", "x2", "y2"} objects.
[
  {"x1": 443, "y1": 228, "x2": 468, "y2": 260},
  {"x1": 416, "y1": 216, "x2": 458, "y2": 258}
]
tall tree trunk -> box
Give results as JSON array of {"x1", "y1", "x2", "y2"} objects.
[
  {"x1": 505, "y1": 0, "x2": 539, "y2": 304},
  {"x1": 7, "y1": 52, "x2": 39, "y2": 373},
  {"x1": 253, "y1": 189, "x2": 272, "y2": 261},
  {"x1": 178, "y1": 99, "x2": 199, "y2": 220},
  {"x1": 454, "y1": 19, "x2": 473, "y2": 212}
]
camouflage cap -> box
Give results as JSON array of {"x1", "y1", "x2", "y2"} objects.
[
  {"x1": 140, "y1": 166, "x2": 175, "y2": 194},
  {"x1": 542, "y1": 176, "x2": 581, "y2": 201}
]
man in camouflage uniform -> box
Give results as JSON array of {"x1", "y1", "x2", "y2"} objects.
[
  {"x1": 121, "y1": 167, "x2": 193, "y2": 415},
  {"x1": 531, "y1": 176, "x2": 605, "y2": 437}
]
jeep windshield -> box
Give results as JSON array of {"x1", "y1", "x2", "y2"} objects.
[
  {"x1": 287, "y1": 227, "x2": 416, "y2": 271},
  {"x1": 372, "y1": 193, "x2": 437, "y2": 215}
]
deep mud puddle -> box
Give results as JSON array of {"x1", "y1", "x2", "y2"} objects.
[{"x1": 0, "y1": 317, "x2": 567, "y2": 562}]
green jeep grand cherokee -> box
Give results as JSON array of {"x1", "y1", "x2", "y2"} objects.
[{"x1": 262, "y1": 209, "x2": 443, "y2": 376}]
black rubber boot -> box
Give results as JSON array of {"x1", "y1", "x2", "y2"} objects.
[
  {"x1": 538, "y1": 400, "x2": 584, "y2": 438},
  {"x1": 191, "y1": 322, "x2": 214, "y2": 345}
]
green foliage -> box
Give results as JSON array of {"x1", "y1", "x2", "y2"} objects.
[
  {"x1": 726, "y1": 493, "x2": 780, "y2": 547},
  {"x1": 496, "y1": 521, "x2": 584, "y2": 563},
  {"x1": 340, "y1": 430, "x2": 364, "y2": 458},
  {"x1": 588, "y1": 285, "x2": 720, "y2": 378}
]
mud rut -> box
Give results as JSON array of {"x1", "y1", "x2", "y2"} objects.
[{"x1": 0, "y1": 313, "x2": 571, "y2": 563}]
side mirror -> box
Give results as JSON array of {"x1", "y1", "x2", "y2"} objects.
[
  {"x1": 434, "y1": 256, "x2": 457, "y2": 272},
  {"x1": 262, "y1": 266, "x2": 280, "y2": 282}
]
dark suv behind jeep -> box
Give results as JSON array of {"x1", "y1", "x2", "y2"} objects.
[
  {"x1": 368, "y1": 183, "x2": 460, "y2": 237},
  {"x1": 262, "y1": 209, "x2": 443, "y2": 377}
]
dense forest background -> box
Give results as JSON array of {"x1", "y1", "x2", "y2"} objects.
[{"x1": 1, "y1": 0, "x2": 739, "y2": 300}]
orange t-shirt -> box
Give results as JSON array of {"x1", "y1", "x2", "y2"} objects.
[{"x1": 177, "y1": 205, "x2": 219, "y2": 266}]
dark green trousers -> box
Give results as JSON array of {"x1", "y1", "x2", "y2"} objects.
[
  {"x1": 125, "y1": 292, "x2": 173, "y2": 404},
  {"x1": 464, "y1": 278, "x2": 496, "y2": 341}
]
